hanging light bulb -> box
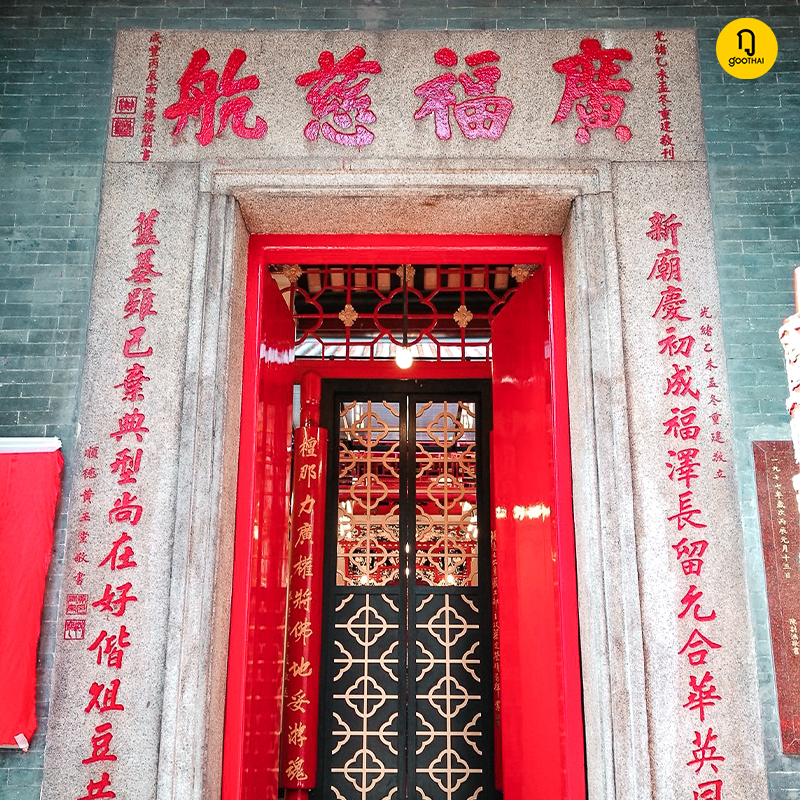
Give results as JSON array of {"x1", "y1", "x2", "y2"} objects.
[
  {"x1": 396, "y1": 346, "x2": 413, "y2": 369},
  {"x1": 395, "y1": 264, "x2": 414, "y2": 370}
]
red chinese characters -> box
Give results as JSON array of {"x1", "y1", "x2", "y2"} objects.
[
  {"x1": 687, "y1": 728, "x2": 725, "y2": 774},
  {"x1": 82, "y1": 723, "x2": 117, "y2": 765},
  {"x1": 647, "y1": 211, "x2": 682, "y2": 247},
  {"x1": 88, "y1": 627, "x2": 131, "y2": 669},
  {"x1": 77, "y1": 771, "x2": 116, "y2": 800},
  {"x1": 668, "y1": 491, "x2": 706, "y2": 530},
  {"x1": 124, "y1": 288, "x2": 157, "y2": 321},
  {"x1": 114, "y1": 365, "x2": 150, "y2": 403},
  {"x1": 552, "y1": 38, "x2": 632, "y2": 144},
  {"x1": 85, "y1": 680, "x2": 125, "y2": 714},
  {"x1": 108, "y1": 409, "x2": 149, "y2": 443},
  {"x1": 115, "y1": 97, "x2": 137, "y2": 115},
  {"x1": 111, "y1": 94, "x2": 137, "y2": 139},
  {"x1": 98, "y1": 532, "x2": 137, "y2": 571},
  {"x1": 684, "y1": 672, "x2": 722, "y2": 722},
  {"x1": 280, "y1": 408, "x2": 328, "y2": 790},
  {"x1": 652, "y1": 31, "x2": 675, "y2": 160},
  {"x1": 92, "y1": 582, "x2": 138, "y2": 617},
  {"x1": 665, "y1": 364, "x2": 699, "y2": 400},
  {"x1": 64, "y1": 619, "x2": 86, "y2": 641},
  {"x1": 694, "y1": 779, "x2": 723, "y2": 800},
  {"x1": 643, "y1": 209, "x2": 729, "y2": 798},
  {"x1": 664, "y1": 406, "x2": 700, "y2": 440},
  {"x1": 109, "y1": 492, "x2": 143, "y2": 526},
  {"x1": 110, "y1": 448, "x2": 143, "y2": 484},
  {"x1": 414, "y1": 48, "x2": 513, "y2": 141},
  {"x1": 66, "y1": 447, "x2": 100, "y2": 631},
  {"x1": 111, "y1": 118, "x2": 134, "y2": 138},
  {"x1": 296, "y1": 47, "x2": 381, "y2": 146},
  {"x1": 667, "y1": 449, "x2": 701, "y2": 490},
  {"x1": 122, "y1": 327, "x2": 153, "y2": 359},
  {"x1": 672, "y1": 537, "x2": 708, "y2": 574},
  {"x1": 73, "y1": 205, "x2": 168, "y2": 797},
  {"x1": 132, "y1": 209, "x2": 160, "y2": 247},
  {"x1": 141, "y1": 32, "x2": 162, "y2": 160},
  {"x1": 67, "y1": 594, "x2": 89, "y2": 615},
  {"x1": 164, "y1": 48, "x2": 267, "y2": 146},
  {"x1": 680, "y1": 629, "x2": 722, "y2": 667}
]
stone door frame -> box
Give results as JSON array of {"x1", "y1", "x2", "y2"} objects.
[{"x1": 154, "y1": 162, "x2": 649, "y2": 800}]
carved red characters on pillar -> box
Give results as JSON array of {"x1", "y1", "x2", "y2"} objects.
[{"x1": 280, "y1": 373, "x2": 327, "y2": 799}]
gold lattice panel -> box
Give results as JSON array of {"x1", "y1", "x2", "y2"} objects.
[
  {"x1": 414, "y1": 401, "x2": 478, "y2": 587},
  {"x1": 337, "y1": 401, "x2": 401, "y2": 587}
]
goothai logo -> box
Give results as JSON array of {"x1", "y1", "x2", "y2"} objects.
[{"x1": 716, "y1": 17, "x2": 778, "y2": 79}]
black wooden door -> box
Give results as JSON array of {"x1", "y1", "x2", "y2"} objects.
[{"x1": 316, "y1": 382, "x2": 495, "y2": 800}]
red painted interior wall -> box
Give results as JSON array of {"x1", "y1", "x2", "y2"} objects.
[
  {"x1": 224, "y1": 235, "x2": 585, "y2": 799},
  {"x1": 491, "y1": 251, "x2": 585, "y2": 799},
  {"x1": 223, "y1": 257, "x2": 294, "y2": 800}
]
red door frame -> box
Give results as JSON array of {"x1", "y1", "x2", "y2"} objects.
[
  {"x1": 223, "y1": 234, "x2": 585, "y2": 800},
  {"x1": 222, "y1": 250, "x2": 295, "y2": 800}
]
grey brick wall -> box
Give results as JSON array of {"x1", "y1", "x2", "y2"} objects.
[{"x1": 0, "y1": 1, "x2": 798, "y2": 798}]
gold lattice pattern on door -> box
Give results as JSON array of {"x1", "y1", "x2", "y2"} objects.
[{"x1": 336, "y1": 400, "x2": 478, "y2": 587}]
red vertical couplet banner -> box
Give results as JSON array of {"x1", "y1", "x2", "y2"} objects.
[
  {"x1": 0, "y1": 450, "x2": 63, "y2": 748},
  {"x1": 280, "y1": 425, "x2": 327, "y2": 792}
]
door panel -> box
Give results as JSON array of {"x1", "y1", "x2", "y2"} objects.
[
  {"x1": 413, "y1": 593, "x2": 485, "y2": 799},
  {"x1": 335, "y1": 400, "x2": 402, "y2": 588},
  {"x1": 224, "y1": 262, "x2": 294, "y2": 800},
  {"x1": 319, "y1": 385, "x2": 495, "y2": 800},
  {"x1": 328, "y1": 592, "x2": 401, "y2": 800},
  {"x1": 491, "y1": 269, "x2": 585, "y2": 799},
  {"x1": 412, "y1": 400, "x2": 479, "y2": 587}
]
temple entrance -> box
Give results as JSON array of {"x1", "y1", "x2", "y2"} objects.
[
  {"x1": 223, "y1": 234, "x2": 585, "y2": 800},
  {"x1": 317, "y1": 384, "x2": 495, "y2": 800}
]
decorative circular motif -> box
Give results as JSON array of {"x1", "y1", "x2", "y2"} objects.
[
  {"x1": 341, "y1": 747, "x2": 389, "y2": 793},
  {"x1": 344, "y1": 602, "x2": 389, "y2": 647},
  {"x1": 343, "y1": 674, "x2": 390, "y2": 718},
  {"x1": 427, "y1": 748, "x2": 473, "y2": 794},
  {"x1": 427, "y1": 675, "x2": 471, "y2": 718},
  {"x1": 427, "y1": 599, "x2": 470, "y2": 648}
]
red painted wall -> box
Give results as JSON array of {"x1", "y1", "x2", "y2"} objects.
[
  {"x1": 223, "y1": 254, "x2": 294, "y2": 800},
  {"x1": 226, "y1": 235, "x2": 584, "y2": 799},
  {"x1": 491, "y1": 248, "x2": 585, "y2": 799}
]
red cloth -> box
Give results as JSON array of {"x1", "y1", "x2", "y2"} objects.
[{"x1": 0, "y1": 451, "x2": 62, "y2": 748}]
